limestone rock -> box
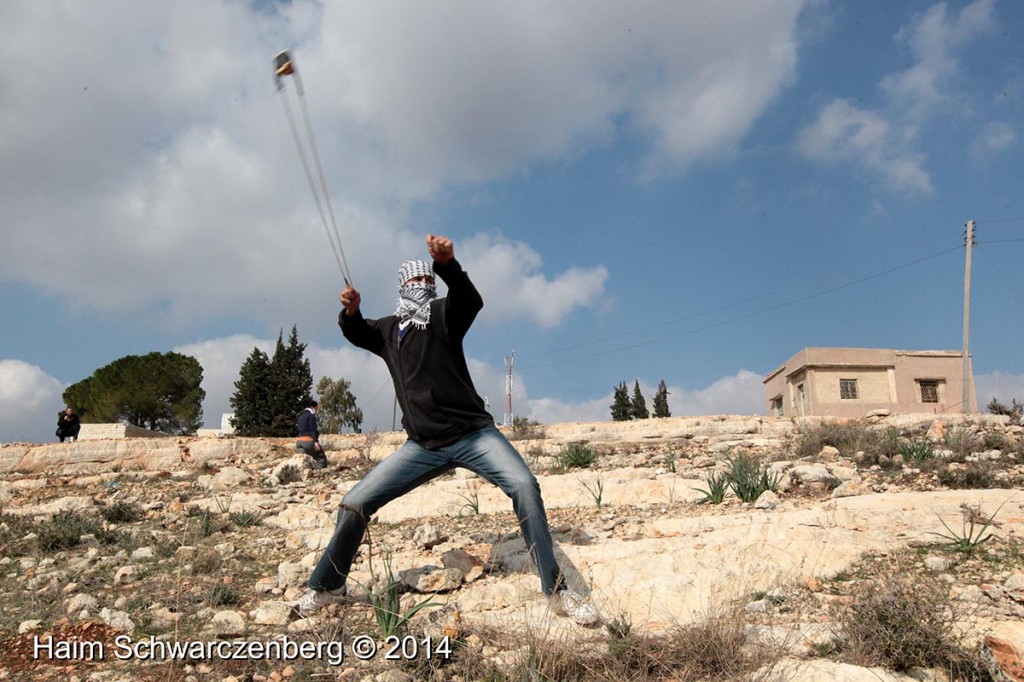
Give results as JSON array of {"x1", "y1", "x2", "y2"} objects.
[
  {"x1": 252, "y1": 601, "x2": 294, "y2": 626},
  {"x1": 277, "y1": 561, "x2": 308, "y2": 589},
  {"x1": 209, "y1": 610, "x2": 246, "y2": 636},
  {"x1": 754, "y1": 491, "x2": 780, "y2": 509},
  {"x1": 201, "y1": 466, "x2": 250, "y2": 490},
  {"x1": 66, "y1": 593, "x2": 98, "y2": 614},
  {"x1": 413, "y1": 523, "x2": 446, "y2": 549},
  {"x1": 401, "y1": 566, "x2": 463, "y2": 593},
  {"x1": 100, "y1": 608, "x2": 136, "y2": 632},
  {"x1": 831, "y1": 481, "x2": 867, "y2": 499},
  {"x1": 818, "y1": 445, "x2": 840, "y2": 462}
]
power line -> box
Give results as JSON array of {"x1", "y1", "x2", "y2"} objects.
[
  {"x1": 979, "y1": 248, "x2": 1024, "y2": 306},
  {"x1": 977, "y1": 217, "x2": 1024, "y2": 225},
  {"x1": 980, "y1": 238, "x2": 1024, "y2": 245},
  {"x1": 520, "y1": 291, "x2": 774, "y2": 358},
  {"x1": 514, "y1": 243, "x2": 963, "y2": 371}
]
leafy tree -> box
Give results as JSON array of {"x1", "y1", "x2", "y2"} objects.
[
  {"x1": 653, "y1": 379, "x2": 671, "y2": 418},
  {"x1": 62, "y1": 352, "x2": 205, "y2": 434},
  {"x1": 631, "y1": 380, "x2": 649, "y2": 420},
  {"x1": 316, "y1": 376, "x2": 363, "y2": 434},
  {"x1": 229, "y1": 326, "x2": 314, "y2": 437},
  {"x1": 610, "y1": 382, "x2": 631, "y2": 421}
]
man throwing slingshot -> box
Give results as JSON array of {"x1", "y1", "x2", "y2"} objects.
[{"x1": 293, "y1": 234, "x2": 599, "y2": 625}]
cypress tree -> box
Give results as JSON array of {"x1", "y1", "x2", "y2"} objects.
[
  {"x1": 631, "y1": 380, "x2": 649, "y2": 420},
  {"x1": 610, "y1": 381, "x2": 632, "y2": 421},
  {"x1": 653, "y1": 380, "x2": 671, "y2": 418},
  {"x1": 229, "y1": 347, "x2": 273, "y2": 436}
]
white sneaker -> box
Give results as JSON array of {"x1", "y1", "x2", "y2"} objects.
[
  {"x1": 554, "y1": 588, "x2": 601, "y2": 626},
  {"x1": 291, "y1": 586, "x2": 350, "y2": 618}
]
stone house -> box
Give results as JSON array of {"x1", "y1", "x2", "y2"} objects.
[{"x1": 762, "y1": 347, "x2": 975, "y2": 418}]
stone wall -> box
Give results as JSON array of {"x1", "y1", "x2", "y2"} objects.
[
  {"x1": 0, "y1": 413, "x2": 1013, "y2": 477},
  {"x1": 78, "y1": 423, "x2": 170, "y2": 441}
]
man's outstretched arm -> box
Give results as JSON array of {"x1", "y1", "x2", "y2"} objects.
[{"x1": 427, "y1": 234, "x2": 482, "y2": 339}]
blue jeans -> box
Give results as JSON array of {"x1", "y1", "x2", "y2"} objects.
[{"x1": 308, "y1": 425, "x2": 563, "y2": 595}]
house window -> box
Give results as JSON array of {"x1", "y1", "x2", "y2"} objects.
[
  {"x1": 919, "y1": 380, "x2": 939, "y2": 403},
  {"x1": 839, "y1": 379, "x2": 858, "y2": 400}
]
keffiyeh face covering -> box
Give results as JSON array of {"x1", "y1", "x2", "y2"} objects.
[{"x1": 395, "y1": 259, "x2": 437, "y2": 329}]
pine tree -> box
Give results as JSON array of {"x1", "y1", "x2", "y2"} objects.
[
  {"x1": 653, "y1": 379, "x2": 671, "y2": 418},
  {"x1": 62, "y1": 352, "x2": 205, "y2": 434},
  {"x1": 610, "y1": 381, "x2": 632, "y2": 421},
  {"x1": 631, "y1": 380, "x2": 649, "y2": 420},
  {"x1": 317, "y1": 376, "x2": 363, "y2": 434},
  {"x1": 229, "y1": 347, "x2": 272, "y2": 436}
]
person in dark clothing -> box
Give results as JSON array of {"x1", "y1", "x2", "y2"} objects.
[
  {"x1": 293, "y1": 234, "x2": 598, "y2": 625},
  {"x1": 296, "y1": 399, "x2": 327, "y2": 469},
  {"x1": 56, "y1": 407, "x2": 81, "y2": 443}
]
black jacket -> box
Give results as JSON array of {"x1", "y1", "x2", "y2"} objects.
[
  {"x1": 339, "y1": 258, "x2": 493, "y2": 448},
  {"x1": 297, "y1": 409, "x2": 319, "y2": 440}
]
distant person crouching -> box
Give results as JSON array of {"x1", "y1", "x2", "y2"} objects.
[
  {"x1": 56, "y1": 407, "x2": 81, "y2": 443},
  {"x1": 296, "y1": 400, "x2": 327, "y2": 469}
]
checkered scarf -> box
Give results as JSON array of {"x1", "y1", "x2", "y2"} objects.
[{"x1": 395, "y1": 259, "x2": 436, "y2": 329}]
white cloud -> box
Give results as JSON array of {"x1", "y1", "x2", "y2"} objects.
[
  {"x1": 797, "y1": 99, "x2": 932, "y2": 194},
  {"x1": 796, "y1": 0, "x2": 997, "y2": 194},
  {"x1": 0, "y1": 360, "x2": 64, "y2": 443},
  {"x1": 0, "y1": 1, "x2": 810, "y2": 328},
  {"x1": 881, "y1": 0, "x2": 997, "y2": 114},
  {"x1": 520, "y1": 370, "x2": 766, "y2": 424},
  {"x1": 461, "y1": 234, "x2": 608, "y2": 329},
  {"x1": 974, "y1": 371, "x2": 1024, "y2": 410},
  {"x1": 971, "y1": 121, "x2": 1017, "y2": 158}
]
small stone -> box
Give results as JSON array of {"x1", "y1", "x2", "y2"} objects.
[
  {"x1": 803, "y1": 576, "x2": 823, "y2": 593},
  {"x1": 114, "y1": 566, "x2": 136, "y2": 585},
  {"x1": 413, "y1": 523, "x2": 446, "y2": 549},
  {"x1": 131, "y1": 547, "x2": 156, "y2": 561},
  {"x1": 924, "y1": 556, "x2": 949, "y2": 572},
  {"x1": 209, "y1": 610, "x2": 246, "y2": 637},
  {"x1": 66, "y1": 594, "x2": 98, "y2": 614},
  {"x1": 401, "y1": 566, "x2": 463, "y2": 593},
  {"x1": 18, "y1": 620, "x2": 42, "y2": 634},
  {"x1": 754, "y1": 491, "x2": 780, "y2": 509},
  {"x1": 253, "y1": 602, "x2": 293, "y2": 626},
  {"x1": 818, "y1": 445, "x2": 840, "y2": 462}
]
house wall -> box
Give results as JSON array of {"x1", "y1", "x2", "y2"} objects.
[{"x1": 763, "y1": 347, "x2": 974, "y2": 417}]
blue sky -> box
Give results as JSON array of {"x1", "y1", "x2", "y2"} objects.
[{"x1": 2, "y1": 0, "x2": 1022, "y2": 443}]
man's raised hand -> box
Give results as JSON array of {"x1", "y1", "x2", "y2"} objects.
[
  {"x1": 340, "y1": 285, "x2": 361, "y2": 316},
  {"x1": 427, "y1": 234, "x2": 454, "y2": 264}
]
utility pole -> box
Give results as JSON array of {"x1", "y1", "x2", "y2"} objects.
[
  {"x1": 962, "y1": 220, "x2": 975, "y2": 413},
  {"x1": 503, "y1": 351, "x2": 515, "y2": 427}
]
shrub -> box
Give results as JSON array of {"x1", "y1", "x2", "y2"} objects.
[
  {"x1": 944, "y1": 428, "x2": 979, "y2": 461},
  {"x1": 559, "y1": 442, "x2": 597, "y2": 470},
  {"x1": 209, "y1": 583, "x2": 240, "y2": 606},
  {"x1": 794, "y1": 421, "x2": 880, "y2": 460},
  {"x1": 0, "y1": 513, "x2": 40, "y2": 556},
  {"x1": 937, "y1": 462, "x2": 999, "y2": 490},
  {"x1": 100, "y1": 501, "x2": 145, "y2": 524},
  {"x1": 832, "y1": 570, "x2": 986, "y2": 676},
  {"x1": 191, "y1": 549, "x2": 222, "y2": 574},
  {"x1": 510, "y1": 416, "x2": 545, "y2": 440},
  {"x1": 276, "y1": 463, "x2": 304, "y2": 484},
  {"x1": 35, "y1": 510, "x2": 106, "y2": 551}
]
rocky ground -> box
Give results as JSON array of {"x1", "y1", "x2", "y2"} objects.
[{"x1": 1, "y1": 414, "x2": 1023, "y2": 682}]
